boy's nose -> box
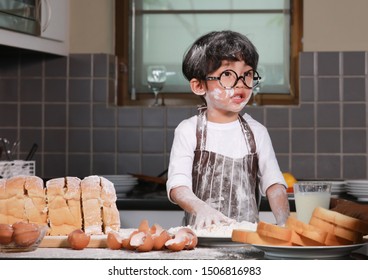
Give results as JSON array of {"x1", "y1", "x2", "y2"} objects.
[{"x1": 234, "y1": 76, "x2": 246, "y2": 88}]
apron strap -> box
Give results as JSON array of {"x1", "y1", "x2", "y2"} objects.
[
  {"x1": 238, "y1": 114, "x2": 257, "y2": 154},
  {"x1": 195, "y1": 105, "x2": 207, "y2": 151}
]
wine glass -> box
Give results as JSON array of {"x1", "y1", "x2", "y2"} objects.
[{"x1": 147, "y1": 65, "x2": 167, "y2": 106}]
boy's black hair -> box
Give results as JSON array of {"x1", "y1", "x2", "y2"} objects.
[{"x1": 182, "y1": 30, "x2": 259, "y2": 81}]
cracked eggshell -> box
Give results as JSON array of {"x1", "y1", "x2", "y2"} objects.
[
  {"x1": 122, "y1": 230, "x2": 138, "y2": 250},
  {"x1": 107, "y1": 231, "x2": 123, "y2": 250},
  {"x1": 130, "y1": 231, "x2": 154, "y2": 252},
  {"x1": 176, "y1": 227, "x2": 198, "y2": 250},
  {"x1": 152, "y1": 229, "x2": 172, "y2": 250},
  {"x1": 165, "y1": 235, "x2": 188, "y2": 251},
  {"x1": 138, "y1": 219, "x2": 150, "y2": 233}
]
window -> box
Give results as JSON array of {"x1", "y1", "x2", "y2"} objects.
[{"x1": 115, "y1": 0, "x2": 303, "y2": 106}]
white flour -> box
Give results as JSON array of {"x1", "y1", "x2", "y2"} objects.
[{"x1": 169, "y1": 221, "x2": 257, "y2": 238}]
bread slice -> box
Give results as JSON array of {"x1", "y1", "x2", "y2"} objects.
[
  {"x1": 5, "y1": 175, "x2": 27, "y2": 224},
  {"x1": 286, "y1": 216, "x2": 327, "y2": 245},
  {"x1": 100, "y1": 176, "x2": 120, "y2": 233},
  {"x1": 312, "y1": 206, "x2": 368, "y2": 234},
  {"x1": 24, "y1": 176, "x2": 47, "y2": 226},
  {"x1": 257, "y1": 221, "x2": 292, "y2": 242},
  {"x1": 232, "y1": 229, "x2": 292, "y2": 246},
  {"x1": 324, "y1": 232, "x2": 354, "y2": 246},
  {"x1": 65, "y1": 177, "x2": 82, "y2": 230},
  {"x1": 46, "y1": 177, "x2": 82, "y2": 235},
  {"x1": 81, "y1": 175, "x2": 103, "y2": 234},
  {"x1": 309, "y1": 216, "x2": 362, "y2": 243},
  {"x1": 0, "y1": 178, "x2": 8, "y2": 224}
]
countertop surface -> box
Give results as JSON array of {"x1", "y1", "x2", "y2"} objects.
[
  {"x1": 0, "y1": 246, "x2": 263, "y2": 260},
  {"x1": 1, "y1": 245, "x2": 367, "y2": 260}
]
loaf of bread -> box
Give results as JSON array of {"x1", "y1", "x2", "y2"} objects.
[
  {"x1": 47, "y1": 177, "x2": 82, "y2": 235},
  {"x1": 232, "y1": 207, "x2": 368, "y2": 247},
  {"x1": 0, "y1": 175, "x2": 121, "y2": 236},
  {"x1": 24, "y1": 176, "x2": 47, "y2": 226},
  {"x1": 81, "y1": 175, "x2": 103, "y2": 235},
  {"x1": 100, "y1": 177, "x2": 120, "y2": 233},
  {"x1": 5, "y1": 176, "x2": 28, "y2": 224},
  {"x1": 0, "y1": 179, "x2": 7, "y2": 223}
]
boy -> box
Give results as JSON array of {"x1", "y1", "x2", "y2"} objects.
[{"x1": 167, "y1": 30, "x2": 290, "y2": 229}]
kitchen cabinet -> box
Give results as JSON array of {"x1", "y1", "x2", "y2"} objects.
[
  {"x1": 0, "y1": 0, "x2": 69, "y2": 55},
  {"x1": 41, "y1": 0, "x2": 68, "y2": 42}
]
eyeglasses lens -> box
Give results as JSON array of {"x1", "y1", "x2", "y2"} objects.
[{"x1": 220, "y1": 70, "x2": 259, "y2": 89}]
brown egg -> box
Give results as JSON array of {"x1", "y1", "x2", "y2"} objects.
[
  {"x1": 107, "y1": 231, "x2": 123, "y2": 250},
  {"x1": 138, "y1": 219, "x2": 150, "y2": 233},
  {"x1": 152, "y1": 229, "x2": 172, "y2": 250},
  {"x1": 67, "y1": 229, "x2": 90, "y2": 250},
  {"x1": 0, "y1": 224, "x2": 14, "y2": 245},
  {"x1": 130, "y1": 231, "x2": 154, "y2": 252},
  {"x1": 12, "y1": 222, "x2": 41, "y2": 247}
]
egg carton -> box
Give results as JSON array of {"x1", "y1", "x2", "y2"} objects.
[{"x1": 0, "y1": 160, "x2": 36, "y2": 179}]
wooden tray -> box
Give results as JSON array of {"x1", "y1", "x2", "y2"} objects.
[{"x1": 40, "y1": 235, "x2": 107, "y2": 248}]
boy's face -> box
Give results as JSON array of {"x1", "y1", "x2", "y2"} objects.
[{"x1": 202, "y1": 60, "x2": 254, "y2": 118}]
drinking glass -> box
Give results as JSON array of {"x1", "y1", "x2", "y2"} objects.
[
  {"x1": 294, "y1": 181, "x2": 332, "y2": 223},
  {"x1": 147, "y1": 65, "x2": 167, "y2": 106}
]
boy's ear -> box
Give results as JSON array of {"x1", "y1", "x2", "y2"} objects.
[{"x1": 190, "y1": 78, "x2": 206, "y2": 96}]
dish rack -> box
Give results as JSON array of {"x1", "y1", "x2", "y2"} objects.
[{"x1": 0, "y1": 160, "x2": 36, "y2": 179}]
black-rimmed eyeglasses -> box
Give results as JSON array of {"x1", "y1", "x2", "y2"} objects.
[{"x1": 205, "y1": 69, "x2": 261, "y2": 90}]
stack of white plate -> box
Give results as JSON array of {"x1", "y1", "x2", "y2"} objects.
[
  {"x1": 345, "y1": 180, "x2": 368, "y2": 202},
  {"x1": 328, "y1": 181, "x2": 346, "y2": 197},
  {"x1": 101, "y1": 175, "x2": 138, "y2": 198}
]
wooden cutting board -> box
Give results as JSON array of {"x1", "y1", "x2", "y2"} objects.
[{"x1": 40, "y1": 235, "x2": 107, "y2": 248}]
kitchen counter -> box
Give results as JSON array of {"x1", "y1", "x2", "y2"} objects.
[
  {"x1": 1, "y1": 245, "x2": 367, "y2": 260},
  {"x1": 0, "y1": 245, "x2": 263, "y2": 260}
]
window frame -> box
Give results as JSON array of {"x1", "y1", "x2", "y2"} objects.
[{"x1": 115, "y1": 0, "x2": 303, "y2": 106}]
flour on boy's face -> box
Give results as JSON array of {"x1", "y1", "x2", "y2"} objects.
[{"x1": 205, "y1": 85, "x2": 250, "y2": 114}]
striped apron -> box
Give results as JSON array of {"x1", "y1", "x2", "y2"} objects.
[{"x1": 185, "y1": 106, "x2": 259, "y2": 225}]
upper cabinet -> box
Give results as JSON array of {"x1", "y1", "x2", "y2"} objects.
[
  {"x1": 41, "y1": 0, "x2": 68, "y2": 42},
  {"x1": 0, "y1": 0, "x2": 69, "y2": 55}
]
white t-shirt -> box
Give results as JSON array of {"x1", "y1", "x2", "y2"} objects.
[{"x1": 167, "y1": 113, "x2": 287, "y2": 198}]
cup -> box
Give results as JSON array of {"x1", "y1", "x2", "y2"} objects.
[{"x1": 293, "y1": 181, "x2": 332, "y2": 223}]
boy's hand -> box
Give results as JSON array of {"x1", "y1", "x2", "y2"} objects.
[{"x1": 193, "y1": 204, "x2": 235, "y2": 229}]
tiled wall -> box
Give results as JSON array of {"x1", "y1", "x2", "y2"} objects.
[{"x1": 0, "y1": 51, "x2": 367, "y2": 180}]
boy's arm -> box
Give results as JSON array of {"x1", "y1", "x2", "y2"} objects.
[
  {"x1": 170, "y1": 186, "x2": 235, "y2": 229},
  {"x1": 266, "y1": 184, "x2": 290, "y2": 226}
]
